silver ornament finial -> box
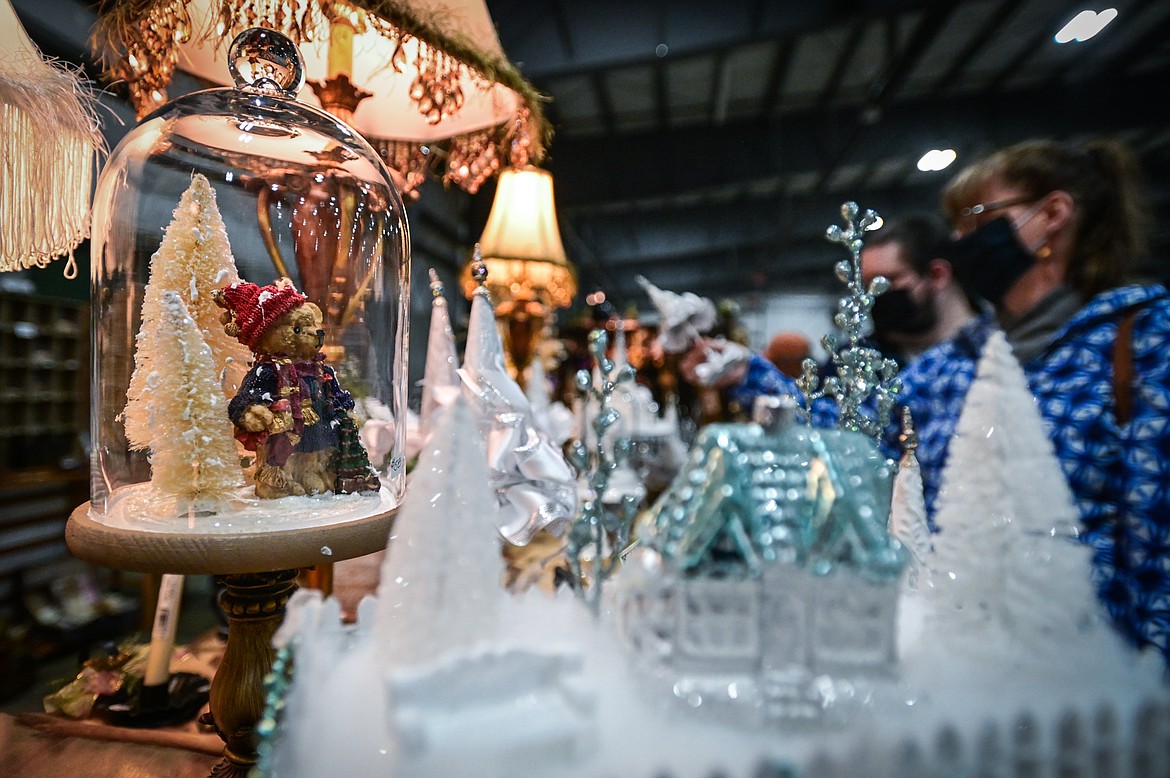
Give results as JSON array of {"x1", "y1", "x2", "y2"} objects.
[
  {"x1": 428, "y1": 268, "x2": 445, "y2": 299},
  {"x1": 470, "y1": 244, "x2": 487, "y2": 284},
  {"x1": 900, "y1": 406, "x2": 918, "y2": 454},
  {"x1": 469, "y1": 244, "x2": 491, "y2": 299},
  {"x1": 467, "y1": 243, "x2": 491, "y2": 291}
]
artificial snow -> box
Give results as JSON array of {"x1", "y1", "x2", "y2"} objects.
[
  {"x1": 92, "y1": 482, "x2": 398, "y2": 532},
  {"x1": 263, "y1": 336, "x2": 1166, "y2": 777}
]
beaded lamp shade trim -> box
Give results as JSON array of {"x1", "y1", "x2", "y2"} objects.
[{"x1": 92, "y1": 0, "x2": 550, "y2": 198}]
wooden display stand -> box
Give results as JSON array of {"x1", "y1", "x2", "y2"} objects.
[{"x1": 66, "y1": 503, "x2": 395, "y2": 778}]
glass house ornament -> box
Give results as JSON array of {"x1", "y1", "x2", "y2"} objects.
[
  {"x1": 85, "y1": 27, "x2": 409, "y2": 528},
  {"x1": 619, "y1": 394, "x2": 905, "y2": 722}
]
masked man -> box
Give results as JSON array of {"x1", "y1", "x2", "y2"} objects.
[{"x1": 862, "y1": 214, "x2": 978, "y2": 367}]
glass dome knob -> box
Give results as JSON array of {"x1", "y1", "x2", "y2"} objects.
[{"x1": 228, "y1": 28, "x2": 306, "y2": 96}]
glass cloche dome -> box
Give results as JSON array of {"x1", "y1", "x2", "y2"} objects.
[{"x1": 88, "y1": 28, "x2": 409, "y2": 529}]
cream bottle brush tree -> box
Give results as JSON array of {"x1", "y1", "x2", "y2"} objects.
[{"x1": 122, "y1": 173, "x2": 251, "y2": 451}]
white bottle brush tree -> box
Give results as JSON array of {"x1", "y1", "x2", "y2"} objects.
[
  {"x1": 929, "y1": 332, "x2": 1096, "y2": 651},
  {"x1": 122, "y1": 173, "x2": 251, "y2": 451},
  {"x1": 144, "y1": 292, "x2": 243, "y2": 502},
  {"x1": 374, "y1": 395, "x2": 504, "y2": 664}
]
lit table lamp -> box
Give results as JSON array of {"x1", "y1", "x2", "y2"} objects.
[{"x1": 460, "y1": 165, "x2": 577, "y2": 378}]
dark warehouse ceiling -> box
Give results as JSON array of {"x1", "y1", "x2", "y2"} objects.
[
  {"x1": 485, "y1": 0, "x2": 1170, "y2": 303},
  {"x1": 12, "y1": 0, "x2": 1170, "y2": 306}
]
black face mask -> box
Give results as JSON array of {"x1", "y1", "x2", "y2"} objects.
[
  {"x1": 870, "y1": 287, "x2": 937, "y2": 338},
  {"x1": 946, "y1": 216, "x2": 1036, "y2": 307}
]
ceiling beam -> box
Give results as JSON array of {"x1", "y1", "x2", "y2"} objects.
[
  {"x1": 816, "y1": 18, "x2": 865, "y2": 114},
  {"x1": 551, "y1": 65, "x2": 1170, "y2": 213},
  {"x1": 812, "y1": 3, "x2": 959, "y2": 197},
  {"x1": 570, "y1": 180, "x2": 943, "y2": 265},
  {"x1": 654, "y1": 57, "x2": 669, "y2": 131},
  {"x1": 926, "y1": 0, "x2": 1024, "y2": 94},
  {"x1": 497, "y1": 0, "x2": 881, "y2": 81},
  {"x1": 867, "y1": 4, "x2": 959, "y2": 110},
  {"x1": 709, "y1": 49, "x2": 732, "y2": 124},
  {"x1": 1094, "y1": 3, "x2": 1170, "y2": 76},
  {"x1": 549, "y1": 0, "x2": 577, "y2": 59},
  {"x1": 983, "y1": 12, "x2": 1061, "y2": 92},
  {"x1": 1040, "y1": 0, "x2": 1165, "y2": 91},
  {"x1": 760, "y1": 39, "x2": 795, "y2": 114},
  {"x1": 589, "y1": 71, "x2": 616, "y2": 135}
]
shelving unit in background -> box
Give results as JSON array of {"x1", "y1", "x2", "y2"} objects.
[
  {"x1": 0, "y1": 291, "x2": 134, "y2": 702},
  {"x1": 0, "y1": 291, "x2": 87, "y2": 472}
]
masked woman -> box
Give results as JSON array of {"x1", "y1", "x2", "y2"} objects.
[{"x1": 896, "y1": 138, "x2": 1170, "y2": 662}]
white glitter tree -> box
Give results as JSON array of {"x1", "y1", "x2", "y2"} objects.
[
  {"x1": 419, "y1": 269, "x2": 461, "y2": 440},
  {"x1": 888, "y1": 409, "x2": 932, "y2": 589},
  {"x1": 374, "y1": 394, "x2": 503, "y2": 663},
  {"x1": 928, "y1": 331, "x2": 1098, "y2": 652},
  {"x1": 145, "y1": 292, "x2": 243, "y2": 501},
  {"x1": 122, "y1": 173, "x2": 251, "y2": 450}
]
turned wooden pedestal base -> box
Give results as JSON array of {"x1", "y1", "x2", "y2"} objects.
[
  {"x1": 67, "y1": 502, "x2": 396, "y2": 778},
  {"x1": 204, "y1": 570, "x2": 298, "y2": 777}
]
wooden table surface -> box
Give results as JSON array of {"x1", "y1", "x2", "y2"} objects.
[{"x1": 1, "y1": 712, "x2": 221, "y2": 777}]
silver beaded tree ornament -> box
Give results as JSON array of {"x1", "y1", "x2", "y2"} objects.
[
  {"x1": 564, "y1": 328, "x2": 640, "y2": 614},
  {"x1": 796, "y1": 202, "x2": 901, "y2": 440}
]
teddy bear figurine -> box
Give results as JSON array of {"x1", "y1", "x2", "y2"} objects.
[{"x1": 213, "y1": 278, "x2": 381, "y2": 499}]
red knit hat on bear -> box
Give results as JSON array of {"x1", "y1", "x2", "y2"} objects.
[{"x1": 213, "y1": 278, "x2": 307, "y2": 349}]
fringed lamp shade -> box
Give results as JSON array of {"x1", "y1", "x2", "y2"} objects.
[
  {"x1": 93, "y1": 0, "x2": 549, "y2": 200},
  {"x1": 460, "y1": 166, "x2": 576, "y2": 310},
  {"x1": 460, "y1": 165, "x2": 576, "y2": 376},
  {"x1": 0, "y1": 0, "x2": 101, "y2": 275}
]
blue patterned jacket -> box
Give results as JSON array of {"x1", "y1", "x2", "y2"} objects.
[
  {"x1": 896, "y1": 284, "x2": 1170, "y2": 658},
  {"x1": 728, "y1": 354, "x2": 860, "y2": 430},
  {"x1": 725, "y1": 353, "x2": 802, "y2": 413}
]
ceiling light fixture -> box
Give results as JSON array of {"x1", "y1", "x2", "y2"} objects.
[
  {"x1": 1054, "y1": 9, "x2": 1118, "y2": 43},
  {"x1": 916, "y1": 148, "x2": 957, "y2": 172}
]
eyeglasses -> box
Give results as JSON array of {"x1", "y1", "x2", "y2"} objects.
[{"x1": 957, "y1": 195, "x2": 1038, "y2": 224}]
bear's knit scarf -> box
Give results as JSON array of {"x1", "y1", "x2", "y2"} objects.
[{"x1": 266, "y1": 353, "x2": 327, "y2": 434}]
